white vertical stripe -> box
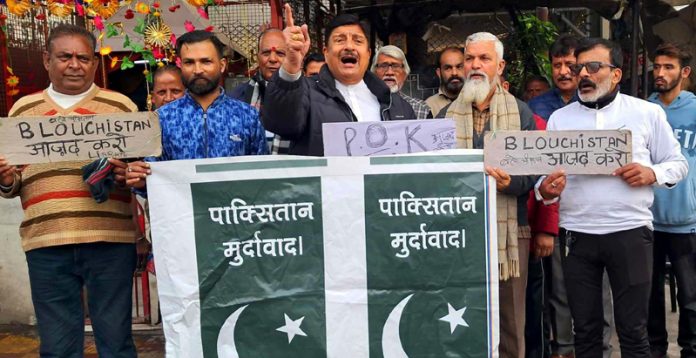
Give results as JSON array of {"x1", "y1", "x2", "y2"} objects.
[
  {"x1": 149, "y1": 162, "x2": 203, "y2": 358},
  {"x1": 322, "y1": 176, "x2": 370, "y2": 358},
  {"x1": 485, "y1": 176, "x2": 500, "y2": 358}
]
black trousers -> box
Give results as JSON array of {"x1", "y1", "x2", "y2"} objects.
[
  {"x1": 648, "y1": 231, "x2": 696, "y2": 358},
  {"x1": 525, "y1": 255, "x2": 549, "y2": 358},
  {"x1": 561, "y1": 226, "x2": 653, "y2": 358}
]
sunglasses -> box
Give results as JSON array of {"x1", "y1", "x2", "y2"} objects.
[{"x1": 569, "y1": 61, "x2": 617, "y2": 75}]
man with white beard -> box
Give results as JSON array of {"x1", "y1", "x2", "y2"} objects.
[
  {"x1": 537, "y1": 38, "x2": 687, "y2": 358},
  {"x1": 438, "y1": 31, "x2": 538, "y2": 358},
  {"x1": 371, "y1": 45, "x2": 432, "y2": 119}
]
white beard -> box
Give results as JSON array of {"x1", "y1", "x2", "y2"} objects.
[
  {"x1": 380, "y1": 75, "x2": 401, "y2": 93},
  {"x1": 461, "y1": 73, "x2": 494, "y2": 104},
  {"x1": 578, "y1": 77, "x2": 612, "y2": 102}
]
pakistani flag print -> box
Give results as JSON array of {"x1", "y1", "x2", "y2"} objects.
[
  {"x1": 148, "y1": 152, "x2": 498, "y2": 358},
  {"x1": 365, "y1": 172, "x2": 490, "y2": 358},
  {"x1": 192, "y1": 177, "x2": 326, "y2": 357}
]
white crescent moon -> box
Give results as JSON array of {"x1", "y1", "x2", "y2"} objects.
[
  {"x1": 217, "y1": 305, "x2": 248, "y2": 358},
  {"x1": 382, "y1": 294, "x2": 414, "y2": 358}
]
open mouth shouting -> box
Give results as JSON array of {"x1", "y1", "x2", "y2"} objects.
[
  {"x1": 578, "y1": 78, "x2": 597, "y2": 94},
  {"x1": 340, "y1": 52, "x2": 359, "y2": 68}
]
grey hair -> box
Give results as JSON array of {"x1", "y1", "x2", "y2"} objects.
[
  {"x1": 370, "y1": 45, "x2": 411, "y2": 76},
  {"x1": 465, "y1": 32, "x2": 504, "y2": 62}
]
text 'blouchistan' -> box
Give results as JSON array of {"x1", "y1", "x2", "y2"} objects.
[
  {"x1": 208, "y1": 198, "x2": 315, "y2": 267},
  {"x1": 502, "y1": 132, "x2": 630, "y2": 167},
  {"x1": 17, "y1": 115, "x2": 152, "y2": 159},
  {"x1": 379, "y1": 191, "x2": 474, "y2": 258}
]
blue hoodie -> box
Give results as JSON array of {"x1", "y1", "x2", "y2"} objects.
[{"x1": 649, "y1": 90, "x2": 696, "y2": 233}]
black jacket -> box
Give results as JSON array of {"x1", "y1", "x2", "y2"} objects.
[
  {"x1": 261, "y1": 66, "x2": 416, "y2": 156},
  {"x1": 229, "y1": 72, "x2": 265, "y2": 105}
]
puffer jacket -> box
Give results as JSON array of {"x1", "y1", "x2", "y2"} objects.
[{"x1": 261, "y1": 65, "x2": 416, "y2": 156}]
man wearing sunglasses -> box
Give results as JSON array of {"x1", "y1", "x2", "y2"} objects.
[
  {"x1": 527, "y1": 34, "x2": 615, "y2": 358},
  {"x1": 537, "y1": 38, "x2": 687, "y2": 358}
]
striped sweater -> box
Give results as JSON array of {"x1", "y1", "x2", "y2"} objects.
[{"x1": 1, "y1": 86, "x2": 138, "y2": 251}]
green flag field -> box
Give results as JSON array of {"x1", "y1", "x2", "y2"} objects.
[{"x1": 148, "y1": 150, "x2": 499, "y2": 357}]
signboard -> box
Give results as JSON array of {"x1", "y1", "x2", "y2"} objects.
[
  {"x1": 148, "y1": 151, "x2": 498, "y2": 357},
  {"x1": 322, "y1": 119, "x2": 456, "y2": 156},
  {"x1": 483, "y1": 130, "x2": 633, "y2": 175},
  {"x1": 0, "y1": 112, "x2": 162, "y2": 164}
]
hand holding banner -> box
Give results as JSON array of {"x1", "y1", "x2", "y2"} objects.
[
  {"x1": 483, "y1": 129, "x2": 632, "y2": 175},
  {"x1": 0, "y1": 112, "x2": 162, "y2": 165}
]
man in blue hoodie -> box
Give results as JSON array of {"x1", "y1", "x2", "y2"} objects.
[{"x1": 647, "y1": 42, "x2": 696, "y2": 358}]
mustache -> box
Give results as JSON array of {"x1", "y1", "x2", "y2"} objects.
[
  {"x1": 579, "y1": 78, "x2": 596, "y2": 89},
  {"x1": 446, "y1": 75, "x2": 463, "y2": 84},
  {"x1": 467, "y1": 70, "x2": 488, "y2": 80},
  {"x1": 556, "y1": 76, "x2": 573, "y2": 82}
]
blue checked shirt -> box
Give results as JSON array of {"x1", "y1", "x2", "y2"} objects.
[{"x1": 156, "y1": 88, "x2": 269, "y2": 160}]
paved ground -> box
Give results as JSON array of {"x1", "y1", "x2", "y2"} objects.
[
  {"x1": 0, "y1": 284, "x2": 682, "y2": 357},
  {"x1": 0, "y1": 324, "x2": 165, "y2": 357}
]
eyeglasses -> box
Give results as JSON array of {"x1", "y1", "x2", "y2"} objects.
[
  {"x1": 375, "y1": 63, "x2": 405, "y2": 71},
  {"x1": 569, "y1": 61, "x2": 617, "y2": 75}
]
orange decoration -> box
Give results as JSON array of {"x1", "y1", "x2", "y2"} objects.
[
  {"x1": 135, "y1": 2, "x2": 150, "y2": 14},
  {"x1": 86, "y1": 0, "x2": 120, "y2": 19},
  {"x1": 186, "y1": 0, "x2": 207, "y2": 7},
  {"x1": 6, "y1": 0, "x2": 32, "y2": 17},
  {"x1": 6, "y1": 75, "x2": 19, "y2": 87},
  {"x1": 47, "y1": 0, "x2": 75, "y2": 17}
]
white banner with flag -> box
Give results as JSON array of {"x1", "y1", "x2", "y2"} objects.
[{"x1": 148, "y1": 149, "x2": 499, "y2": 358}]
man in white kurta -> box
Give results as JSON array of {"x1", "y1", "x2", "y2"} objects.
[{"x1": 537, "y1": 38, "x2": 687, "y2": 358}]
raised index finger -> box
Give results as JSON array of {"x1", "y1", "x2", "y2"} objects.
[{"x1": 284, "y1": 3, "x2": 294, "y2": 28}]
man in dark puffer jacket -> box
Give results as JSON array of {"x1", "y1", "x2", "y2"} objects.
[{"x1": 262, "y1": 4, "x2": 415, "y2": 156}]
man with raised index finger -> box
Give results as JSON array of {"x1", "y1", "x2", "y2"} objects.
[
  {"x1": 261, "y1": 4, "x2": 416, "y2": 156},
  {"x1": 537, "y1": 38, "x2": 687, "y2": 358}
]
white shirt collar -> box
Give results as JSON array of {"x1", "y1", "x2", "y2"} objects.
[
  {"x1": 47, "y1": 83, "x2": 96, "y2": 109},
  {"x1": 335, "y1": 80, "x2": 381, "y2": 122}
]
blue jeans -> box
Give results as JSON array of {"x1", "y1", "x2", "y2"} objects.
[{"x1": 26, "y1": 242, "x2": 137, "y2": 358}]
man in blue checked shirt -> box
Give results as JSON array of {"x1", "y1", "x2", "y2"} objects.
[{"x1": 126, "y1": 30, "x2": 268, "y2": 193}]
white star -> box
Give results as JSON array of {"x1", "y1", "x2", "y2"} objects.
[
  {"x1": 276, "y1": 314, "x2": 307, "y2": 343},
  {"x1": 439, "y1": 303, "x2": 469, "y2": 334}
]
